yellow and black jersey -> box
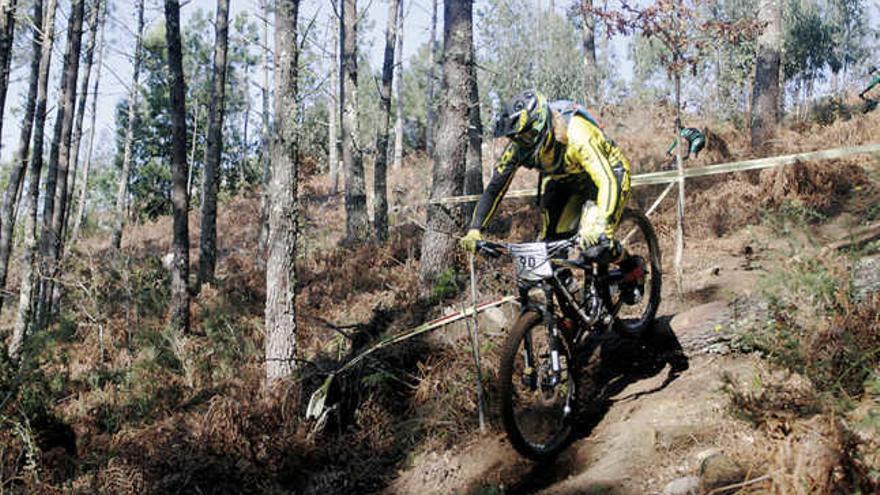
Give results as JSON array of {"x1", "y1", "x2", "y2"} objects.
[{"x1": 469, "y1": 102, "x2": 631, "y2": 236}]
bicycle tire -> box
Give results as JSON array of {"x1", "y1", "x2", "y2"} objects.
[
  {"x1": 499, "y1": 311, "x2": 578, "y2": 461},
  {"x1": 613, "y1": 208, "x2": 662, "y2": 337}
]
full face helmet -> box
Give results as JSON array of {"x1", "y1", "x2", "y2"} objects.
[{"x1": 493, "y1": 89, "x2": 551, "y2": 150}]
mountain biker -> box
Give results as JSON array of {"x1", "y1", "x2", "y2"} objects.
[
  {"x1": 459, "y1": 90, "x2": 631, "y2": 258},
  {"x1": 666, "y1": 121, "x2": 705, "y2": 161},
  {"x1": 860, "y1": 66, "x2": 879, "y2": 112}
]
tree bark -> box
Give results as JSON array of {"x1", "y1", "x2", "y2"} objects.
[
  {"x1": 71, "y1": 0, "x2": 107, "y2": 244},
  {"x1": 0, "y1": 0, "x2": 18, "y2": 148},
  {"x1": 579, "y1": 0, "x2": 598, "y2": 105},
  {"x1": 341, "y1": 0, "x2": 369, "y2": 243},
  {"x1": 10, "y1": 0, "x2": 58, "y2": 360},
  {"x1": 37, "y1": 0, "x2": 85, "y2": 326},
  {"x1": 463, "y1": 41, "x2": 482, "y2": 221},
  {"x1": 425, "y1": 0, "x2": 437, "y2": 157},
  {"x1": 258, "y1": 0, "x2": 271, "y2": 251},
  {"x1": 198, "y1": 0, "x2": 231, "y2": 286},
  {"x1": 165, "y1": 0, "x2": 190, "y2": 334},
  {"x1": 327, "y1": 1, "x2": 340, "y2": 194},
  {"x1": 750, "y1": 0, "x2": 782, "y2": 149},
  {"x1": 0, "y1": 0, "x2": 42, "y2": 319},
  {"x1": 393, "y1": 0, "x2": 404, "y2": 172},
  {"x1": 65, "y1": 0, "x2": 103, "y2": 239},
  {"x1": 111, "y1": 0, "x2": 146, "y2": 250},
  {"x1": 373, "y1": 0, "x2": 400, "y2": 242},
  {"x1": 265, "y1": 0, "x2": 300, "y2": 383},
  {"x1": 418, "y1": 0, "x2": 471, "y2": 293}
]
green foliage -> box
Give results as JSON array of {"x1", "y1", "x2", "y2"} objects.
[
  {"x1": 106, "y1": 9, "x2": 261, "y2": 221},
  {"x1": 432, "y1": 268, "x2": 459, "y2": 302},
  {"x1": 477, "y1": 0, "x2": 584, "y2": 102}
]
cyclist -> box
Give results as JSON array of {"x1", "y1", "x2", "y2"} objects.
[
  {"x1": 459, "y1": 90, "x2": 631, "y2": 257},
  {"x1": 860, "y1": 66, "x2": 879, "y2": 113},
  {"x1": 666, "y1": 121, "x2": 706, "y2": 161}
]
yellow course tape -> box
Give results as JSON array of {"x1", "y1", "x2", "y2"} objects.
[{"x1": 419, "y1": 143, "x2": 880, "y2": 206}]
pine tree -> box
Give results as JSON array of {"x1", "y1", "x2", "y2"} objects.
[
  {"x1": 265, "y1": 0, "x2": 300, "y2": 382},
  {"x1": 198, "y1": 0, "x2": 231, "y2": 286},
  {"x1": 373, "y1": 0, "x2": 401, "y2": 242},
  {"x1": 165, "y1": 0, "x2": 191, "y2": 334},
  {"x1": 419, "y1": 0, "x2": 473, "y2": 293}
]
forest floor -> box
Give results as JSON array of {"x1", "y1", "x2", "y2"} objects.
[{"x1": 2, "y1": 106, "x2": 880, "y2": 493}]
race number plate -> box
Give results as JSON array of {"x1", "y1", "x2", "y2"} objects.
[{"x1": 509, "y1": 243, "x2": 553, "y2": 281}]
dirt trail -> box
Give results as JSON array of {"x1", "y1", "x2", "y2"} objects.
[
  {"x1": 389, "y1": 229, "x2": 778, "y2": 495},
  {"x1": 389, "y1": 295, "x2": 766, "y2": 494}
]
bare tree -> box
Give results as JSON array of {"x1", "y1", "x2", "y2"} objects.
[
  {"x1": 258, "y1": 0, "x2": 271, "y2": 251},
  {"x1": 265, "y1": 0, "x2": 300, "y2": 383},
  {"x1": 71, "y1": 0, "x2": 108, "y2": 243},
  {"x1": 0, "y1": 0, "x2": 41, "y2": 318},
  {"x1": 65, "y1": 0, "x2": 104, "y2": 237},
  {"x1": 393, "y1": 0, "x2": 404, "y2": 172},
  {"x1": 373, "y1": 0, "x2": 401, "y2": 242},
  {"x1": 750, "y1": 0, "x2": 782, "y2": 148},
  {"x1": 419, "y1": 0, "x2": 472, "y2": 292},
  {"x1": 327, "y1": 0, "x2": 341, "y2": 194},
  {"x1": 37, "y1": 0, "x2": 86, "y2": 324},
  {"x1": 341, "y1": 0, "x2": 369, "y2": 242},
  {"x1": 110, "y1": 0, "x2": 146, "y2": 250},
  {"x1": 11, "y1": 0, "x2": 58, "y2": 360},
  {"x1": 579, "y1": 0, "x2": 598, "y2": 104},
  {"x1": 165, "y1": 0, "x2": 190, "y2": 334},
  {"x1": 425, "y1": 0, "x2": 437, "y2": 157},
  {"x1": 198, "y1": 0, "x2": 231, "y2": 286},
  {"x1": 0, "y1": 0, "x2": 18, "y2": 145}
]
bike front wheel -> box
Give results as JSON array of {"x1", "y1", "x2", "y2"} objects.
[
  {"x1": 612, "y1": 208, "x2": 662, "y2": 337},
  {"x1": 499, "y1": 311, "x2": 578, "y2": 461}
]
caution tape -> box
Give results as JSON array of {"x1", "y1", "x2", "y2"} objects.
[{"x1": 417, "y1": 143, "x2": 880, "y2": 206}]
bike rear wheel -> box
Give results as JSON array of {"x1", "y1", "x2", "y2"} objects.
[
  {"x1": 499, "y1": 311, "x2": 578, "y2": 461},
  {"x1": 613, "y1": 208, "x2": 662, "y2": 337}
]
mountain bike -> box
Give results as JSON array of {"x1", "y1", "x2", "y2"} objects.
[{"x1": 475, "y1": 208, "x2": 661, "y2": 461}]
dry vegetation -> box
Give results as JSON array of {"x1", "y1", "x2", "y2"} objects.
[{"x1": 1, "y1": 103, "x2": 879, "y2": 493}]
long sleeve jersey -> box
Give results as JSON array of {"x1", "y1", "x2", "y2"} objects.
[{"x1": 469, "y1": 104, "x2": 631, "y2": 233}]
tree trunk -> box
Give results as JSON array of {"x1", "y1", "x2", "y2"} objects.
[
  {"x1": 37, "y1": 0, "x2": 85, "y2": 326},
  {"x1": 258, "y1": 0, "x2": 271, "y2": 252},
  {"x1": 10, "y1": 0, "x2": 58, "y2": 360},
  {"x1": 419, "y1": 0, "x2": 471, "y2": 293},
  {"x1": 0, "y1": 0, "x2": 40, "y2": 320},
  {"x1": 341, "y1": 0, "x2": 369, "y2": 243},
  {"x1": 579, "y1": 0, "x2": 598, "y2": 105},
  {"x1": 111, "y1": 0, "x2": 146, "y2": 250},
  {"x1": 393, "y1": 0, "x2": 404, "y2": 172},
  {"x1": 71, "y1": 0, "x2": 107, "y2": 244},
  {"x1": 750, "y1": 0, "x2": 782, "y2": 148},
  {"x1": 0, "y1": 0, "x2": 18, "y2": 147},
  {"x1": 265, "y1": 0, "x2": 300, "y2": 383},
  {"x1": 373, "y1": 0, "x2": 400, "y2": 242},
  {"x1": 673, "y1": 70, "x2": 685, "y2": 296},
  {"x1": 425, "y1": 0, "x2": 437, "y2": 157},
  {"x1": 65, "y1": 0, "x2": 103, "y2": 239},
  {"x1": 327, "y1": 1, "x2": 340, "y2": 194},
  {"x1": 463, "y1": 40, "x2": 482, "y2": 221},
  {"x1": 165, "y1": 0, "x2": 190, "y2": 334},
  {"x1": 198, "y1": 0, "x2": 231, "y2": 287},
  {"x1": 187, "y1": 103, "x2": 200, "y2": 200}
]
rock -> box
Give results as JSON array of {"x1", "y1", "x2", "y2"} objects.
[
  {"x1": 661, "y1": 476, "x2": 701, "y2": 495},
  {"x1": 853, "y1": 256, "x2": 880, "y2": 302},
  {"x1": 699, "y1": 453, "x2": 744, "y2": 490}
]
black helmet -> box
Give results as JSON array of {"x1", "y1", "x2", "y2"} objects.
[{"x1": 494, "y1": 90, "x2": 550, "y2": 149}]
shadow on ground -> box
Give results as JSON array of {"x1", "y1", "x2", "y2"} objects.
[{"x1": 504, "y1": 315, "x2": 689, "y2": 494}]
